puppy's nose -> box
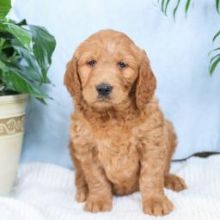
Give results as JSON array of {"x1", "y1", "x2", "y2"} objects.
[{"x1": 96, "y1": 83, "x2": 113, "y2": 97}]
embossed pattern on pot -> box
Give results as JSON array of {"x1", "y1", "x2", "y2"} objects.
[{"x1": 0, "y1": 116, "x2": 25, "y2": 136}]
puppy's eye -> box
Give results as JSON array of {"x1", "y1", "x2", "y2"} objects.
[
  {"x1": 117, "y1": 61, "x2": 127, "y2": 69},
  {"x1": 87, "y1": 60, "x2": 96, "y2": 67}
]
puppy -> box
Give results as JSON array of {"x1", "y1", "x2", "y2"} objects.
[{"x1": 64, "y1": 29, "x2": 186, "y2": 216}]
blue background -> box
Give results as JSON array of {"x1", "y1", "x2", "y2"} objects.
[{"x1": 11, "y1": 0, "x2": 220, "y2": 167}]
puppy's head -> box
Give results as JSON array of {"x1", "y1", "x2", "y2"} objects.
[{"x1": 64, "y1": 30, "x2": 156, "y2": 111}]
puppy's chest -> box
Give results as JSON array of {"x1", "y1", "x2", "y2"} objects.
[{"x1": 95, "y1": 128, "x2": 140, "y2": 183}]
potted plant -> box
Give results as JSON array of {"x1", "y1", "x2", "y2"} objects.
[{"x1": 0, "y1": 0, "x2": 56, "y2": 194}]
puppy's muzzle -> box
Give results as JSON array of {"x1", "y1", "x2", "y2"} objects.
[{"x1": 96, "y1": 83, "x2": 113, "y2": 97}]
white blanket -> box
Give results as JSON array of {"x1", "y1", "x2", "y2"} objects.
[{"x1": 1, "y1": 156, "x2": 220, "y2": 220}]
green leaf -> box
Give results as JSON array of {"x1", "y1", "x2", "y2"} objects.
[
  {"x1": 211, "y1": 47, "x2": 220, "y2": 52},
  {"x1": 210, "y1": 53, "x2": 220, "y2": 63},
  {"x1": 0, "y1": 59, "x2": 7, "y2": 71},
  {"x1": 3, "y1": 72, "x2": 46, "y2": 98},
  {"x1": 161, "y1": 0, "x2": 166, "y2": 13},
  {"x1": 1, "y1": 70, "x2": 48, "y2": 99},
  {"x1": 0, "y1": 22, "x2": 32, "y2": 49},
  {"x1": 216, "y1": 0, "x2": 220, "y2": 13},
  {"x1": 159, "y1": 0, "x2": 171, "y2": 15},
  {"x1": 0, "y1": 19, "x2": 56, "y2": 102},
  {"x1": 213, "y1": 47, "x2": 220, "y2": 52},
  {"x1": 185, "y1": 0, "x2": 191, "y2": 15},
  {"x1": 29, "y1": 25, "x2": 56, "y2": 83},
  {"x1": 0, "y1": 38, "x2": 6, "y2": 48},
  {"x1": 0, "y1": 59, "x2": 47, "y2": 99},
  {"x1": 208, "y1": 47, "x2": 220, "y2": 57},
  {"x1": 164, "y1": 0, "x2": 171, "y2": 15},
  {"x1": 16, "y1": 19, "x2": 27, "y2": 26},
  {"x1": 213, "y1": 30, "x2": 220, "y2": 42},
  {"x1": 173, "y1": 0, "x2": 181, "y2": 19},
  {"x1": 13, "y1": 45, "x2": 41, "y2": 79},
  {"x1": 0, "y1": 0, "x2": 11, "y2": 19},
  {"x1": 209, "y1": 56, "x2": 220, "y2": 75}
]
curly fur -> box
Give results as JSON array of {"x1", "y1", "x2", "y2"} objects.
[{"x1": 64, "y1": 30, "x2": 186, "y2": 216}]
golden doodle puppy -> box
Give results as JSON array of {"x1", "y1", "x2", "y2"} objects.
[{"x1": 64, "y1": 29, "x2": 186, "y2": 216}]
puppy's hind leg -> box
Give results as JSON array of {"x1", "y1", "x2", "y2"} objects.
[
  {"x1": 164, "y1": 121, "x2": 187, "y2": 192},
  {"x1": 165, "y1": 174, "x2": 187, "y2": 192}
]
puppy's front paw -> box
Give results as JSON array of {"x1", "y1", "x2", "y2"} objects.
[
  {"x1": 143, "y1": 195, "x2": 173, "y2": 216},
  {"x1": 84, "y1": 196, "x2": 112, "y2": 212}
]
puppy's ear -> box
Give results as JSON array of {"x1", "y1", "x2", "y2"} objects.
[
  {"x1": 136, "y1": 50, "x2": 156, "y2": 109},
  {"x1": 64, "y1": 57, "x2": 81, "y2": 100}
]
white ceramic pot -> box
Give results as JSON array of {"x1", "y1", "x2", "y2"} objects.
[{"x1": 0, "y1": 94, "x2": 28, "y2": 195}]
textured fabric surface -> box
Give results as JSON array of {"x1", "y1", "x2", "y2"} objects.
[
  {"x1": 1, "y1": 156, "x2": 220, "y2": 220},
  {"x1": 10, "y1": 0, "x2": 220, "y2": 166}
]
